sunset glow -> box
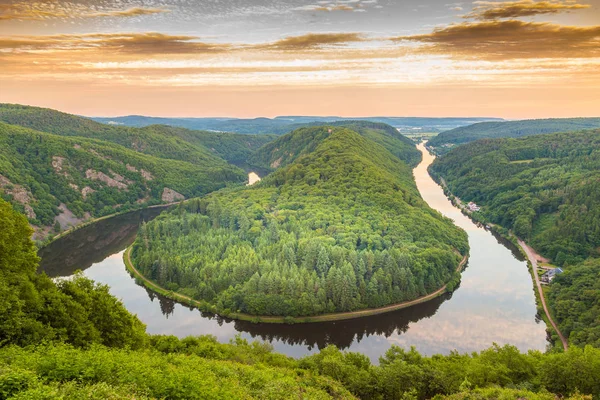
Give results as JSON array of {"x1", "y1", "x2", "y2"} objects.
[{"x1": 1, "y1": 0, "x2": 599, "y2": 117}]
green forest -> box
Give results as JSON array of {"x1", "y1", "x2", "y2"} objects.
[
  {"x1": 0, "y1": 122, "x2": 245, "y2": 231},
  {"x1": 430, "y1": 130, "x2": 600, "y2": 348},
  {"x1": 0, "y1": 104, "x2": 276, "y2": 167},
  {"x1": 248, "y1": 121, "x2": 422, "y2": 171},
  {"x1": 130, "y1": 126, "x2": 468, "y2": 318},
  {"x1": 428, "y1": 118, "x2": 600, "y2": 154},
  {"x1": 2, "y1": 196, "x2": 599, "y2": 399}
]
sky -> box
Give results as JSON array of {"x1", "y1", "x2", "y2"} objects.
[{"x1": 0, "y1": 0, "x2": 599, "y2": 118}]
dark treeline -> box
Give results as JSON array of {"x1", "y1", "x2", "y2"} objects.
[
  {"x1": 430, "y1": 130, "x2": 600, "y2": 348},
  {"x1": 131, "y1": 127, "x2": 468, "y2": 318},
  {"x1": 2, "y1": 187, "x2": 599, "y2": 399}
]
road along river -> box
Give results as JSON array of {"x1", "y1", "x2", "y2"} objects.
[{"x1": 39, "y1": 145, "x2": 548, "y2": 362}]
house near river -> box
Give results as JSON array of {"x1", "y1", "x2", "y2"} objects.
[{"x1": 541, "y1": 268, "x2": 563, "y2": 284}]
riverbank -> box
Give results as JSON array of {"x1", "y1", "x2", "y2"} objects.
[
  {"x1": 518, "y1": 240, "x2": 569, "y2": 351},
  {"x1": 124, "y1": 246, "x2": 468, "y2": 324},
  {"x1": 431, "y1": 168, "x2": 567, "y2": 350},
  {"x1": 37, "y1": 202, "x2": 179, "y2": 249}
]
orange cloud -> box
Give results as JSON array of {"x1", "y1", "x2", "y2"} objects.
[
  {"x1": 261, "y1": 33, "x2": 366, "y2": 50},
  {"x1": 465, "y1": 0, "x2": 590, "y2": 20},
  {"x1": 0, "y1": 33, "x2": 227, "y2": 54},
  {"x1": 0, "y1": 4, "x2": 168, "y2": 21},
  {"x1": 392, "y1": 20, "x2": 600, "y2": 59}
]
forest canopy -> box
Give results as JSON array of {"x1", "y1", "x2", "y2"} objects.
[
  {"x1": 131, "y1": 126, "x2": 468, "y2": 318},
  {"x1": 1, "y1": 141, "x2": 599, "y2": 400},
  {"x1": 430, "y1": 130, "x2": 600, "y2": 348},
  {"x1": 0, "y1": 122, "x2": 245, "y2": 230},
  {"x1": 428, "y1": 118, "x2": 600, "y2": 154}
]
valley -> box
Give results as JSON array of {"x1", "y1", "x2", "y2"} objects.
[
  {"x1": 38, "y1": 141, "x2": 547, "y2": 360},
  {"x1": 1, "y1": 105, "x2": 598, "y2": 399}
]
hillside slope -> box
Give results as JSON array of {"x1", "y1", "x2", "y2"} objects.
[
  {"x1": 248, "y1": 121, "x2": 421, "y2": 171},
  {"x1": 0, "y1": 122, "x2": 245, "y2": 236},
  {"x1": 430, "y1": 129, "x2": 600, "y2": 347},
  {"x1": 428, "y1": 118, "x2": 600, "y2": 153},
  {"x1": 131, "y1": 126, "x2": 468, "y2": 318},
  {"x1": 0, "y1": 104, "x2": 270, "y2": 167}
]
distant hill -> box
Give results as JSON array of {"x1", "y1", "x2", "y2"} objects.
[
  {"x1": 91, "y1": 114, "x2": 502, "y2": 135},
  {"x1": 0, "y1": 104, "x2": 275, "y2": 167},
  {"x1": 152, "y1": 126, "x2": 276, "y2": 167},
  {"x1": 428, "y1": 118, "x2": 600, "y2": 153},
  {"x1": 248, "y1": 121, "x2": 422, "y2": 171},
  {"x1": 0, "y1": 122, "x2": 245, "y2": 238}
]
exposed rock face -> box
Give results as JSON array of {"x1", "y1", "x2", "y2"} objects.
[
  {"x1": 69, "y1": 183, "x2": 79, "y2": 191},
  {"x1": 81, "y1": 186, "x2": 95, "y2": 199},
  {"x1": 126, "y1": 164, "x2": 153, "y2": 180},
  {"x1": 140, "y1": 169, "x2": 154, "y2": 181},
  {"x1": 73, "y1": 144, "x2": 82, "y2": 150},
  {"x1": 52, "y1": 156, "x2": 65, "y2": 172},
  {"x1": 271, "y1": 156, "x2": 283, "y2": 168},
  {"x1": 51, "y1": 156, "x2": 71, "y2": 179},
  {"x1": 162, "y1": 188, "x2": 185, "y2": 202},
  {"x1": 0, "y1": 174, "x2": 36, "y2": 219},
  {"x1": 85, "y1": 169, "x2": 128, "y2": 189},
  {"x1": 54, "y1": 203, "x2": 91, "y2": 230},
  {"x1": 108, "y1": 170, "x2": 129, "y2": 184}
]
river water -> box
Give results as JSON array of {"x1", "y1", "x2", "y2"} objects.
[{"x1": 39, "y1": 145, "x2": 548, "y2": 361}]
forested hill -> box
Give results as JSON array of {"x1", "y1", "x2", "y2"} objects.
[
  {"x1": 0, "y1": 122, "x2": 245, "y2": 237},
  {"x1": 92, "y1": 114, "x2": 502, "y2": 134},
  {"x1": 0, "y1": 104, "x2": 275, "y2": 167},
  {"x1": 131, "y1": 126, "x2": 468, "y2": 319},
  {"x1": 248, "y1": 121, "x2": 421, "y2": 171},
  {"x1": 430, "y1": 129, "x2": 600, "y2": 348},
  {"x1": 428, "y1": 117, "x2": 600, "y2": 153},
  {"x1": 1, "y1": 195, "x2": 598, "y2": 400}
]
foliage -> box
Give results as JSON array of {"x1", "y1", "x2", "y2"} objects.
[
  {"x1": 131, "y1": 126, "x2": 468, "y2": 317},
  {"x1": 548, "y1": 258, "x2": 600, "y2": 348},
  {"x1": 2, "y1": 196, "x2": 600, "y2": 400},
  {"x1": 0, "y1": 198, "x2": 147, "y2": 349},
  {"x1": 159, "y1": 126, "x2": 277, "y2": 165},
  {"x1": 430, "y1": 130, "x2": 600, "y2": 263},
  {"x1": 428, "y1": 118, "x2": 600, "y2": 154},
  {"x1": 0, "y1": 104, "x2": 244, "y2": 167},
  {"x1": 299, "y1": 343, "x2": 600, "y2": 400},
  {"x1": 248, "y1": 121, "x2": 422, "y2": 171},
  {"x1": 430, "y1": 130, "x2": 600, "y2": 348},
  {"x1": 0, "y1": 122, "x2": 245, "y2": 227}
]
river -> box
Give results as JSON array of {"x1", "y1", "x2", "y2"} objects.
[{"x1": 38, "y1": 145, "x2": 548, "y2": 362}]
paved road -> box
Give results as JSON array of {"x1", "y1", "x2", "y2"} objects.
[{"x1": 518, "y1": 239, "x2": 568, "y2": 351}]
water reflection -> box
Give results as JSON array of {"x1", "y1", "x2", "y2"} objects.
[
  {"x1": 38, "y1": 207, "x2": 169, "y2": 277},
  {"x1": 38, "y1": 145, "x2": 548, "y2": 362}
]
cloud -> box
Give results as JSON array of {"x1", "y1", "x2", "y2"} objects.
[
  {"x1": 294, "y1": 1, "x2": 378, "y2": 13},
  {"x1": 260, "y1": 33, "x2": 366, "y2": 50},
  {"x1": 464, "y1": 0, "x2": 590, "y2": 20},
  {"x1": 392, "y1": 20, "x2": 600, "y2": 59},
  {"x1": 0, "y1": 33, "x2": 228, "y2": 55},
  {"x1": 0, "y1": 4, "x2": 168, "y2": 21},
  {"x1": 0, "y1": 31, "x2": 369, "y2": 55}
]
